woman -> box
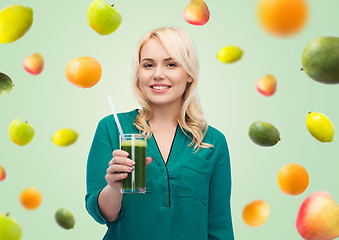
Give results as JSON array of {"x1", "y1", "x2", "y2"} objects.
[{"x1": 85, "y1": 27, "x2": 234, "y2": 240}]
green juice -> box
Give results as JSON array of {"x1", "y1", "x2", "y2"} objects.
[{"x1": 120, "y1": 139, "x2": 147, "y2": 193}]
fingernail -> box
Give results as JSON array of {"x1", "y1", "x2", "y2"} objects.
[
  {"x1": 128, "y1": 167, "x2": 134, "y2": 171},
  {"x1": 130, "y1": 161, "x2": 136, "y2": 166}
]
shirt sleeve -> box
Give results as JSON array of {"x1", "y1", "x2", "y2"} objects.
[
  {"x1": 85, "y1": 118, "x2": 119, "y2": 226},
  {"x1": 208, "y1": 133, "x2": 234, "y2": 240}
]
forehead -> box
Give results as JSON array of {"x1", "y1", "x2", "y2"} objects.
[{"x1": 140, "y1": 38, "x2": 171, "y2": 59}]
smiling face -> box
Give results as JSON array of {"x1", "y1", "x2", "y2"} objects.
[{"x1": 138, "y1": 38, "x2": 193, "y2": 108}]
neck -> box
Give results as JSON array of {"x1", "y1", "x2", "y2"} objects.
[{"x1": 148, "y1": 102, "x2": 181, "y2": 128}]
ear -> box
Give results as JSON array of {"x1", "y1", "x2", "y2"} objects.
[{"x1": 187, "y1": 76, "x2": 193, "y2": 83}]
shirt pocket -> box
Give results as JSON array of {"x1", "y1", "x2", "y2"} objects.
[{"x1": 179, "y1": 155, "x2": 210, "y2": 205}]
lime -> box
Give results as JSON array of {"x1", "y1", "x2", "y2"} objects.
[
  {"x1": 217, "y1": 46, "x2": 243, "y2": 63},
  {"x1": 306, "y1": 112, "x2": 334, "y2": 142},
  {"x1": 249, "y1": 121, "x2": 280, "y2": 147},
  {"x1": 55, "y1": 208, "x2": 75, "y2": 229},
  {"x1": 0, "y1": 72, "x2": 13, "y2": 95}
]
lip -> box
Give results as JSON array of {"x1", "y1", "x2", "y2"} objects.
[{"x1": 149, "y1": 83, "x2": 171, "y2": 93}]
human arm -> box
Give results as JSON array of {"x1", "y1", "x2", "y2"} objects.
[
  {"x1": 208, "y1": 135, "x2": 234, "y2": 240},
  {"x1": 85, "y1": 119, "x2": 122, "y2": 225},
  {"x1": 85, "y1": 118, "x2": 152, "y2": 224},
  {"x1": 98, "y1": 150, "x2": 152, "y2": 222}
]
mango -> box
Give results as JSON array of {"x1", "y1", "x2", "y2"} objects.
[
  {"x1": 249, "y1": 121, "x2": 280, "y2": 147},
  {"x1": 302, "y1": 36, "x2": 339, "y2": 84}
]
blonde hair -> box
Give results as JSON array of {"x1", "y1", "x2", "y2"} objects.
[{"x1": 132, "y1": 27, "x2": 213, "y2": 150}]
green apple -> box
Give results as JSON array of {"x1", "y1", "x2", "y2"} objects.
[
  {"x1": 0, "y1": 72, "x2": 13, "y2": 95},
  {"x1": 0, "y1": 213, "x2": 22, "y2": 240},
  {"x1": 87, "y1": 0, "x2": 122, "y2": 35},
  {"x1": 8, "y1": 119, "x2": 35, "y2": 146}
]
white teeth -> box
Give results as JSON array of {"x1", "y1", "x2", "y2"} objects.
[{"x1": 152, "y1": 86, "x2": 169, "y2": 90}]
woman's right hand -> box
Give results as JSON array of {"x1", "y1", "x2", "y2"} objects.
[
  {"x1": 105, "y1": 150, "x2": 134, "y2": 189},
  {"x1": 105, "y1": 150, "x2": 153, "y2": 189}
]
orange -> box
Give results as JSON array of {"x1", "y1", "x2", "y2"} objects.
[
  {"x1": 277, "y1": 163, "x2": 309, "y2": 196},
  {"x1": 242, "y1": 199, "x2": 270, "y2": 227},
  {"x1": 258, "y1": 0, "x2": 308, "y2": 36},
  {"x1": 20, "y1": 187, "x2": 42, "y2": 210},
  {"x1": 65, "y1": 56, "x2": 102, "y2": 88}
]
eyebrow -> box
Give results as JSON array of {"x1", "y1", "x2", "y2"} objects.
[{"x1": 140, "y1": 57, "x2": 174, "y2": 63}]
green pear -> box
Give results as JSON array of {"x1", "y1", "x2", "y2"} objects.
[
  {"x1": 8, "y1": 119, "x2": 35, "y2": 146},
  {"x1": 87, "y1": 0, "x2": 122, "y2": 35},
  {"x1": 0, "y1": 72, "x2": 13, "y2": 95},
  {"x1": 0, "y1": 4, "x2": 33, "y2": 44},
  {"x1": 0, "y1": 213, "x2": 22, "y2": 240},
  {"x1": 302, "y1": 36, "x2": 339, "y2": 84}
]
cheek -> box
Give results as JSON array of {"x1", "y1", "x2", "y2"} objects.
[
  {"x1": 138, "y1": 71, "x2": 151, "y2": 86},
  {"x1": 138, "y1": 76, "x2": 146, "y2": 87},
  {"x1": 138, "y1": 79, "x2": 148, "y2": 90}
]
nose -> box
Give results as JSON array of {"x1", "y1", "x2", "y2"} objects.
[{"x1": 153, "y1": 66, "x2": 165, "y2": 80}]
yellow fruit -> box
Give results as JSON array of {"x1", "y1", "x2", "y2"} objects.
[
  {"x1": 217, "y1": 46, "x2": 243, "y2": 64},
  {"x1": 0, "y1": 4, "x2": 33, "y2": 44},
  {"x1": 306, "y1": 112, "x2": 334, "y2": 142},
  {"x1": 52, "y1": 129, "x2": 78, "y2": 146}
]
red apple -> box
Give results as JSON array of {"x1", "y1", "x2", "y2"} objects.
[
  {"x1": 296, "y1": 191, "x2": 339, "y2": 240},
  {"x1": 0, "y1": 165, "x2": 5, "y2": 181},
  {"x1": 183, "y1": 0, "x2": 210, "y2": 26},
  {"x1": 256, "y1": 74, "x2": 277, "y2": 96},
  {"x1": 23, "y1": 53, "x2": 44, "y2": 75}
]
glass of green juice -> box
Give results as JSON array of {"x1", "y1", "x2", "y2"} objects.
[{"x1": 119, "y1": 134, "x2": 147, "y2": 194}]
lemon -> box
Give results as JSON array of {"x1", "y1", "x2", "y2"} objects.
[
  {"x1": 51, "y1": 129, "x2": 78, "y2": 146},
  {"x1": 55, "y1": 208, "x2": 75, "y2": 229},
  {"x1": 249, "y1": 121, "x2": 280, "y2": 147},
  {"x1": 306, "y1": 112, "x2": 334, "y2": 142},
  {"x1": 0, "y1": 4, "x2": 33, "y2": 44},
  {"x1": 217, "y1": 46, "x2": 243, "y2": 63}
]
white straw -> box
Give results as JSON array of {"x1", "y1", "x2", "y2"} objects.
[{"x1": 107, "y1": 95, "x2": 125, "y2": 139}]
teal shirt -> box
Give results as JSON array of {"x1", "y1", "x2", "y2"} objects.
[{"x1": 85, "y1": 109, "x2": 234, "y2": 240}]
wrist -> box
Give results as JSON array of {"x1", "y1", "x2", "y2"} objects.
[{"x1": 107, "y1": 182, "x2": 122, "y2": 195}]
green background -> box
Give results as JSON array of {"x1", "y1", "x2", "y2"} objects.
[{"x1": 1, "y1": 0, "x2": 339, "y2": 239}]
